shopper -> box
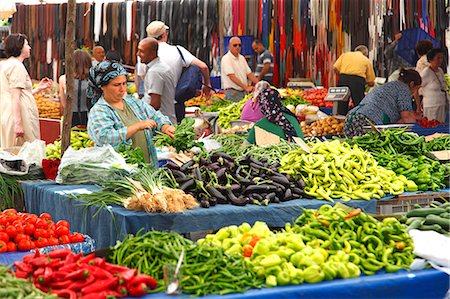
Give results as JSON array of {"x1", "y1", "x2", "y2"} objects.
[
  {"x1": 415, "y1": 40, "x2": 434, "y2": 73},
  {"x1": 86, "y1": 60, "x2": 175, "y2": 168},
  {"x1": 240, "y1": 80, "x2": 270, "y2": 123},
  {"x1": 58, "y1": 49, "x2": 92, "y2": 127},
  {"x1": 137, "y1": 37, "x2": 177, "y2": 124},
  {"x1": 252, "y1": 39, "x2": 274, "y2": 84},
  {"x1": 221, "y1": 37, "x2": 259, "y2": 102},
  {"x1": 384, "y1": 32, "x2": 411, "y2": 81},
  {"x1": 143, "y1": 20, "x2": 212, "y2": 123},
  {"x1": 92, "y1": 46, "x2": 105, "y2": 66},
  {"x1": 247, "y1": 88, "x2": 304, "y2": 144},
  {"x1": 333, "y1": 45, "x2": 376, "y2": 114},
  {"x1": 0, "y1": 34, "x2": 52, "y2": 148},
  {"x1": 344, "y1": 69, "x2": 421, "y2": 138},
  {"x1": 419, "y1": 48, "x2": 448, "y2": 123}
]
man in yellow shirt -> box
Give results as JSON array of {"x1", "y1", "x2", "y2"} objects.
[{"x1": 334, "y1": 45, "x2": 375, "y2": 114}]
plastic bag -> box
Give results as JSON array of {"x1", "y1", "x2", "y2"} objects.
[
  {"x1": 18, "y1": 140, "x2": 46, "y2": 168},
  {"x1": 55, "y1": 145, "x2": 134, "y2": 185},
  {"x1": 0, "y1": 150, "x2": 29, "y2": 175}
]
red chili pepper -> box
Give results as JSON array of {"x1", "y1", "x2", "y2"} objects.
[
  {"x1": 81, "y1": 277, "x2": 117, "y2": 294},
  {"x1": 88, "y1": 257, "x2": 105, "y2": 267},
  {"x1": 50, "y1": 279, "x2": 72, "y2": 289},
  {"x1": 48, "y1": 248, "x2": 72, "y2": 259},
  {"x1": 14, "y1": 261, "x2": 33, "y2": 273},
  {"x1": 67, "y1": 275, "x2": 95, "y2": 291},
  {"x1": 128, "y1": 274, "x2": 158, "y2": 290},
  {"x1": 242, "y1": 244, "x2": 253, "y2": 257},
  {"x1": 102, "y1": 263, "x2": 129, "y2": 274},
  {"x1": 29, "y1": 256, "x2": 50, "y2": 268},
  {"x1": 14, "y1": 270, "x2": 29, "y2": 279},
  {"x1": 33, "y1": 268, "x2": 45, "y2": 278},
  {"x1": 51, "y1": 270, "x2": 71, "y2": 282},
  {"x1": 345, "y1": 208, "x2": 362, "y2": 219},
  {"x1": 78, "y1": 290, "x2": 120, "y2": 299},
  {"x1": 117, "y1": 285, "x2": 128, "y2": 297},
  {"x1": 43, "y1": 267, "x2": 53, "y2": 282},
  {"x1": 51, "y1": 289, "x2": 77, "y2": 299},
  {"x1": 78, "y1": 253, "x2": 95, "y2": 264},
  {"x1": 128, "y1": 282, "x2": 149, "y2": 297},
  {"x1": 47, "y1": 259, "x2": 65, "y2": 269},
  {"x1": 23, "y1": 252, "x2": 38, "y2": 263},
  {"x1": 65, "y1": 269, "x2": 90, "y2": 281},
  {"x1": 117, "y1": 269, "x2": 137, "y2": 283},
  {"x1": 85, "y1": 265, "x2": 114, "y2": 279}
]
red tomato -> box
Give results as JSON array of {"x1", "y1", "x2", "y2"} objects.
[
  {"x1": 13, "y1": 222, "x2": 24, "y2": 234},
  {"x1": 35, "y1": 238, "x2": 49, "y2": 248},
  {"x1": 7, "y1": 241, "x2": 17, "y2": 252},
  {"x1": 56, "y1": 220, "x2": 70, "y2": 229},
  {"x1": 48, "y1": 237, "x2": 59, "y2": 246},
  {"x1": 3, "y1": 209, "x2": 17, "y2": 216},
  {"x1": 0, "y1": 225, "x2": 5, "y2": 232},
  {"x1": 18, "y1": 239, "x2": 34, "y2": 251},
  {"x1": 35, "y1": 219, "x2": 48, "y2": 229},
  {"x1": 14, "y1": 233, "x2": 29, "y2": 244},
  {"x1": 69, "y1": 233, "x2": 85, "y2": 243},
  {"x1": 5, "y1": 226, "x2": 17, "y2": 239},
  {"x1": 39, "y1": 213, "x2": 52, "y2": 222},
  {"x1": 24, "y1": 223, "x2": 35, "y2": 236},
  {"x1": 59, "y1": 235, "x2": 70, "y2": 244},
  {"x1": 33, "y1": 228, "x2": 46, "y2": 239},
  {"x1": 0, "y1": 240, "x2": 7, "y2": 253},
  {"x1": 0, "y1": 215, "x2": 8, "y2": 226},
  {"x1": 0, "y1": 232, "x2": 9, "y2": 243},
  {"x1": 22, "y1": 214, "x2": 38, "y2": 225},
  {"x1": 56, "y1": 226, "x2": 70, "y2": 236}
]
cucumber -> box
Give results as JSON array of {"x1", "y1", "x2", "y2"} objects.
[
  {"x1": 406, "y1": 207, "x2": 446, "y2": 218},
  {"x1": 424, "y1": 214, "x2": 450, "y2": 231},
  {"x1": 418, "y1": 224, "x2": 446, "y2": 234},
  {"x1": 406, "y1": 218, "x2": 425, "y2": 231},
  {"x1": 405, "y1": 217, "x2": 425, "y2": 225},
  {"x1": 439, "y1": 202, "x2": 450, "y2": 209},
  {"x1": 440, "y1": 212, "x2": 450, "y2": 219}
]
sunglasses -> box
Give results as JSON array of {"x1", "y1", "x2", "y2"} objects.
[{"x1": 232, "y1": 44, "x2": 242, "y2": 47}]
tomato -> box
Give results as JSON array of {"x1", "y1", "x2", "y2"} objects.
[
  {"x1": 3, "y1": 209, "x2": 17, "y2": 216},
  {"x1": 69, "y1": 233, "x2": 85, "y2": 243},
  {"x1": 48, "y1": 237, "x2": 59, "y2": 246},
  {"x1": 35, "y1": 219, "x2": 48, "y2": 229},
  {"x1": 7, "y1": 241, "x2": 17, "y2": 252},
  {"x1": 47, "y1": 222, "x2": 56, "y2": 231},
  {"x1": 0, "y1": 225, "x2": 5, "y2": 232},
  {"x1": 0, "y1": 232, "x2": 9, "y2": 243},
  {"x1": 56, "y1": 220, "x2": 70, "y2": 229},
  {"x1": 14, "y1": 233, "x2": 29, "y2": 244},
  {"x1": 35, "y1": 238, "x2": 49, "y2": 248},
  {"x1": 39, "y1": 213, "x2": 52, "y2": 222},
  {"x1": 22, "y1": 214, "x2": 38, "y2": 225},
  {"x1": 59, "y1": 235, "x2": 70, "y2": 244},
  {"x1": 18, "y1": 239, "x2": 33, "y2": 251},
  {"x1": 56, "y1": 226, "x2": 70, "y2": 236},
  {"x1": 33, "y1": 228, "x2": 45, "y2": 239},
  {"x1": 47, "y1": 229, "x2": 55, "y2": 238},
  {"x1": 24, "y1": 223, "x2": 35, "y2": 236},
  {"x1": 0, "y1": 240, "x2": 7, "y2": 253},
  {"x1": 0, "y1": 215, "x2": 8, "y2": 226},
  {"x1": 5, "y1": 225, "x2": 17, "y2": 239},
  {"x1": 13, "y1": 222, "x2": 24, "y2": 234}
]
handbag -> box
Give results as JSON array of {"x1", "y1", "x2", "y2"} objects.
[{"x1": 175, "y1": 46, "x2": 201, "y2": 104}]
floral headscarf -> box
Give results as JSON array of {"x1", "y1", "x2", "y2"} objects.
[
  {"x1": 86, "y1": 61, "x2": 128, "y2": 105},
  {"x1": 257, "y1": 88, "x2": 298, "y2": 142}
]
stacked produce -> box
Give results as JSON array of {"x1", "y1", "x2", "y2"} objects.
[
  {"x1": 279, "y1": 140, "x2": 418, "y2": 201},
  {"x1": 300, "y1": 116, "x2": 345, "y2": 136},
  {"x1": 278, "y1": 88, "x2": 304, "y2": 98},
  {"x1": 34, "y1": 94, "x2": 61, "y2": 119},
  {"x1": 73, "y1": 168, "x2": 198, "y2": 213},
  {"x1": 45, "y1": 130, "x2": 94, "y2": 160},
  {"x1": 201, "y1": 98, "x2": 233, "y2": 112},
  {"x1": 281, "y1": 95, "x2": 310, "y2": 107},
  {"x1": 0, "y1": 209, "x2": 85, "y2": 252},
  {"x1": 425, "y1": 135, "x2": 450, "y2": 151},
  {"x1": 417, "y1": 117, "x2": 444, "y2": 128},
  {"x1": 217, "y1": 96, "x2": 249, "y2": 129},
  {"x1": 14, "y1": 249, "x2": 157, "y2": 298},
  {"x1": 402, "y1": 201, "x2": 450, "y2": 235},
  {"x1": 199, "y1": 205, "x2": 414, "y2": 287},
  {"x1": 109, "y1": 231, "x2": 262, "y2": 296},
  {"x1": 0, "y1": 264, "x2": 56, "y2": 298},
  {"x1": 166, "y1": 152, "x2": 305, "y2": 208},
  {"x1": 185, "y1": 95, "x2": 213, "y2": 107},
  {"x1": 154, "y1": 118, "x2": 205, "y2": 153},
  {"x1": 302, "y1": 88, "x2": 332, "y2": 108}
]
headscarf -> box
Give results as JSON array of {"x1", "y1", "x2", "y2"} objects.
[
  {"x1": 257, "y1": 88, "x2": 298, "y2": 142},
  {"x1": 86, "y1": 61, "x2": 128, "y2": 105},
  {"x1": 251, "y1": 81, "x2": 271, "y2": 102}
]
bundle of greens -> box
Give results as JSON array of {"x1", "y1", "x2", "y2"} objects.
[
  {"x1": 118, "y1": 144, "x2": 147, "y2": 168},
  {"x1": 154, "y1": 118, "x2": 204, "y2": 153}
]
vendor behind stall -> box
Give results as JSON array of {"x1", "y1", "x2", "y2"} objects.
[
  {"x1": 344, "y1": 69, "x2": 421, "y2": 138},
  {"x1": 247, "y1": 88, "x2": 304, "y2": 144},
  {"x1": 86, "y1": 61, "x2": 175, "y2": 169}
]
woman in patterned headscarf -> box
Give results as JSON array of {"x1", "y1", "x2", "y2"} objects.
[
  {"x1": 87, "y1": 61, "x2": 175, "y2": 168},
  {"x1": 247, "y1": 87, "x2": 304, "y2": 144}
]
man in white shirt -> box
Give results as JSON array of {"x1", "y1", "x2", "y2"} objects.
[
  {"x1": 138, "y1": 21, "x2": 212, "y2": 122},
  {"x1": 92, "y1": 46, "x2": 105, "y2": 66},
  {"x1": 221, "y1": 36, "x2": 259, "y2": 102},
  {"x1": 137, "y1": 37, "x2": 177, "y2": 124}
]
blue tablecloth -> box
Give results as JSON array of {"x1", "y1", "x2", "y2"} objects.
[
  {"x1": 21, "y1": 181, "x2": 376, "y2": 249},
  {"x1": 412, "y1": 123, "x2": 449, "y2": 136},
  {"x1": 135, "y1": 269, "x2": 448, "y2": 299}
]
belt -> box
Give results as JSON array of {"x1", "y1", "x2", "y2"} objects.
[{"x1": 226, "y1": 88, "x2": 244, "y2": 92}]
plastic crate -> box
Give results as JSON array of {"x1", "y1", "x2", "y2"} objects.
[{"x1": 377, "y1": 197, "x2": 434, "y2": 215}]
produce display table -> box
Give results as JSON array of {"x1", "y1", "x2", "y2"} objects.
[
  {"x1": 22, "y1": 181, "x2": 376, "y2": 249},
  {"x1": 137, "y1": 269, "x2": 449, "y2": 299}
]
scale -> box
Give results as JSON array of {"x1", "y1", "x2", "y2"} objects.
[
  {"x1": 287, "y1": 78, "x2": 315, "y2": 90},
  {"x1": 324, "y1": 86, "x2": 351, "y2": 118}
]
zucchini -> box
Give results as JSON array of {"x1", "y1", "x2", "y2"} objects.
[
  {"x1": 439, "y1": 202, "x2": 450, "y2": 209},
  {"x1": 406, "y1": 218, "x2": 425, "y2": 231},
  {"x1": 405, "y1": 217, "x2": 425, "y2": 225},
  {"x1": 424, "y1": 214, "x2": 450, "y2": 231},
  {"x1": 440, "y1": 212, "x2": 450, "y2": 219},
  {"x1": 418, "y1": 224, "x2": 446, "y2": 234},
  {"x1": 406, "y1": 207, "x2": 446, "y2": 218}
]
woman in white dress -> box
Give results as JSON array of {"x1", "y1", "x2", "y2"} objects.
[
  {"x1": 419, "y1": 48, "x2": 448, "y2": 123},
  {"x1": 0, "y1": 34, "x2": 52, "y2": 148}
]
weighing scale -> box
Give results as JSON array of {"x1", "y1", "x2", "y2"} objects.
[
  {"x1": 287, "y1": 78, "x2": 315, "y2": 90},
  {"x1": 324, "y1": 86, "x2": 351, "y2": 118}
]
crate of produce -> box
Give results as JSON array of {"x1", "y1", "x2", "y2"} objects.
[{"x1": 376, "y1": 190, "x2": 450, "y2": 214}]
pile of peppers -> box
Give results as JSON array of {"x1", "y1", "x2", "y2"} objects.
[{"x1": 279, "y1": 140, "x2": 417, "y2": 201}]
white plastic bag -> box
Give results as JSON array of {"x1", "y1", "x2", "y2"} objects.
[
  {"x1": 0, "y1": 150, "x2": 29, "y2": 175},
  {"x1": 56, "y1": 145, "x2": 133, "y2": 185},
  {"x1": 18, "y1": 140, "x2": 46, "y2": 168}
]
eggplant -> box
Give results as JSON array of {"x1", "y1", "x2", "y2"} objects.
[
  {"x1": 200, "y1": 199, "x2": 210, "y2": 208},
  {"x1": 198, "y1": 157, "x2": 208, "y2": 166},
  {"x1": 208, "y1": 197, "x2": 217, "y2": 206},
  {"x1": 206, "y1": 162, "x2": 220, "y2": 171},
  {"x1": 237, "y1": 178, "x2": 252, "y2": 186},
  {"x1": 230, "y1": 184, "x2": 241, "y2": 192},
  {"x1": 225, "y1": 189, "x2": 248, "y2": 206},
  {"x1": 249, "y1": 162, "x2": 264, "y2": 170},
  {"x1": 171, "y1": 170, "x2": 187, "y2": 179},
  {"x1": 216, "y1": 168, "x2": 227, "y2": 181},
  {"x1": 192, "y1": 167, "x2": 202, "y2": 181},
  {"x1": 282, "y1": 189, "x2": 293, "y2": 201},
  {"x1": 206, "y1": 186, "x2": 227, "y2": 203},
  {"x1": 272, "y1": 196, "x2": 281, "y2": 203},
  {"x1": 166, "y1": 161, "x2": 181, "y2": 170},
  {"x1": 296, "y1": 178, "x2": 306, "y2": 189},
  {"x1": 180, "y1": 160, "x2": 195, "y2": 172},
  {"x1": 176, "y1": 176, "x2": 192, "y2": 184},
  {"x1": 291, "y1": 187, "x2": 304, "y2": 198},
  {"x1": 223, "y1": 160, "x2": 236, "y2": 169},
  {"x1": 244, "y1": 184, "x2": 278, "y2": 194},
  {"x1": 179, "y1": 179, "x2": 196, "y2": 192},
  {"x1": 250, "y1": 193, "x2": 263, "y2": 201},
  {"x1": 270, "y1": 175, "x2": 290, "y2": 188},
  {"x1": 260, "y1": 158, "x2": 268, "y2": 164}
]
